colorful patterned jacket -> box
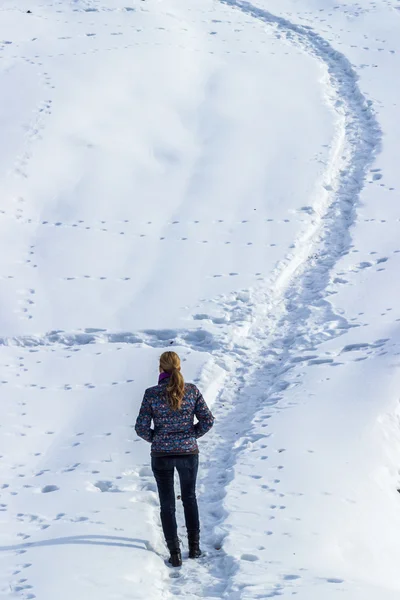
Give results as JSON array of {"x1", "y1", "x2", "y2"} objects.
[{"x1": 135, "y1": 378, "x2": 214, "y2": 456}]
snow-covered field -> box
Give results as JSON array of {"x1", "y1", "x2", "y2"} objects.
[{"x1": 1, "y1": 0, "x2": 400, "y2": 598}]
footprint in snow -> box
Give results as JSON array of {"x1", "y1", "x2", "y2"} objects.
[
  {"x1": 241, "y1": 553, "x2": 259, "y2": 562},
  {"x1": 63, "y1": 463, "x2": 80, "y2": 473},
  {"x1": 41, "y1": 485, "x2": 59, "y2": 493},
  {"x1": 322, "y1": 577, "x2": 345, "y2": 584},
  {"x1": 92, "y1": 481, "x2": 121, "y2": 493},
  {"x1": 168, "y1": 571, "x2": 181, "y2": 578}
]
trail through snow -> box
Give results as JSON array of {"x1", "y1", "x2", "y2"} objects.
[{"x1": 163, "y1": 1, "x2": 383, "y2": 597}]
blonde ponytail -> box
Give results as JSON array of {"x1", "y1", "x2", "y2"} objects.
[{"x1": 159, "y1": 351, "x2": 185, "y2": 410}]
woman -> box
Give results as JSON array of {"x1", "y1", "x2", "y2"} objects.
[{"x1": 135, "y1": 351, "x2": 214, "y2": 567}]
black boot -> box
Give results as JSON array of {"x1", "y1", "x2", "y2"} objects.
[
  {"x1": 167, "y1": 539, "x2": 182, "y2": 567},
  {"x1": 168, "y1": 549, "x2": 182, "y2": 567},
  {"x1": 188, "y1": 533, "x2": 202, "y2": 559}
]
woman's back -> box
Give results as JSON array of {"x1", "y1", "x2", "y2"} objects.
[{"x1": 135, "y1": 378, "x2": 214, "y2": 456}]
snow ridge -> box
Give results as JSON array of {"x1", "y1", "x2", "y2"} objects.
[{"x1": 168, "y1": 2, "x2": 382, "y2": 597}]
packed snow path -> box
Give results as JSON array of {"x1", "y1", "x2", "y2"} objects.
[{"x1": 1, "y1": 1, "x2": 400, "y2": 600}]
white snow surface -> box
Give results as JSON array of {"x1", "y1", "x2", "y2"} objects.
[{"x1": 1, "y1": 0, "x2": 400, "y2": 598}]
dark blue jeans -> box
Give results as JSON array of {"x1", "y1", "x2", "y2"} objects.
[{"x1": 151, "y1": 454, "x2": 199, "y2": 550}]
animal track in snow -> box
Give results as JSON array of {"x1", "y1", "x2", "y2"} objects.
[
  {"x1": 60, "y1": 275, "x2": 132, "y2": 283},
  {"x1": 4, "y1": 58, "x2": 55, "y2": 324},
  {"x1": 0, "y1": 375, "x2": 134, "y2": 391},
  {"x1": 2, "y1": 213, "x2": 295, "y2": 230}
]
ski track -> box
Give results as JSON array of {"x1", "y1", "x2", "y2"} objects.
[
  {"x1": 1, "y1": 1, "x2": 383, "y2": 598},
  {"x1": 164, "y1": 1, "x2": 382, "y2": 598}
]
